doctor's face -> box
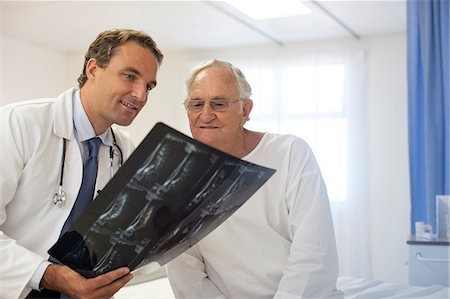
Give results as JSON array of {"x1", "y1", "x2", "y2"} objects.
[{"x1": 83, "y1": 41, "x2": 159, "y2": 134}]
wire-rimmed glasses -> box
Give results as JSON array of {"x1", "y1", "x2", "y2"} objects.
[{"x1": 183, "y1": 98, "x2": 242, "y2": 113}]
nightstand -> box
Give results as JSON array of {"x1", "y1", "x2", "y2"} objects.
[{"x1": 407, "y1": 236, "x2": 450, "y2": 287}]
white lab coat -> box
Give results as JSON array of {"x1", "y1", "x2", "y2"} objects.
[{"x1": 0, "y1": 88, "x2": 135, "y2": 299}]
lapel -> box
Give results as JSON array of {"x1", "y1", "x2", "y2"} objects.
[
  {"x1": 53, "y1": 87, "x2": 77, "y2": 140},
  {"x1": 51, "y1": 89, "x2": 83, "y2": 204}
]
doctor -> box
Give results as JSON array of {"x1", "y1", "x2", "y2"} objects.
[{"x1": 0, "y1": 29, "x2": 163, "y2": 299}]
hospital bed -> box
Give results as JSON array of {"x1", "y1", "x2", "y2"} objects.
[{"x1": 116, "y1": 268, "x2": 449, "y2": 299}]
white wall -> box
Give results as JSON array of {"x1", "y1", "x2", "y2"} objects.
[
  {"x1": 1, "y1": 36, "x2": 69, "y2": 105},
  {"x1": 365, "y1": 34, "x2": 410, "y2": 284},
  {"x1": 1, "y1": 33, "x2": 409, "y2": 284}
]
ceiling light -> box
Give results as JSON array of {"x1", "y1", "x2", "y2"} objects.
[{"x1": 225, "y1": 0, "x2": 311, "y2": 20}]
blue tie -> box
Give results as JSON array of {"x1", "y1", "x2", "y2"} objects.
[{"x1": 61, "y1": 137, "x2": 102, "y2": 234}]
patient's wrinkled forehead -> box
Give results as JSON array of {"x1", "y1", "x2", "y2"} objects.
[{"x1": 190, "y1": 67, "x2": 239, "y2": 99}]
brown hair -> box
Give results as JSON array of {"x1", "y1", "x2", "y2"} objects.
[{"x1": 77, "y1": 29, "x2": 164, "y2": 88}]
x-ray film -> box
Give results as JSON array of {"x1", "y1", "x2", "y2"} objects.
[{"x1": 48, "y1": 122, "x2": 275, "y2": 278}]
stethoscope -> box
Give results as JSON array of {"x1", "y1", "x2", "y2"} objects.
[{"x1": 53, "y1": 129, "x2": 123, "y2": 207}]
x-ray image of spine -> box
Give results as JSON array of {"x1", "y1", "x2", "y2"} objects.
[
  {"x1": 117, "y1": 145, "x2": 217, "y2": 246},
  {"x1": 64, "y1": 134, "x2": 188, "y2": 274},
  {"x1": 134, "y1": 133, "x2": 187, "y2": 188},
  {"x1": 144, "y1": 164, "x2": 265, "y2": 264},
  {"x1": 95, "y1": 188, "x2": 149, "y2": 232},
  {"x1": 79, "y1": 134, "x2": 221, "y2": 274},
  {"x1": 184, "y1": 161, "x2": 238, "y2": 215},
  {"x1": 140, "y1": 162, "x2": 241, "y2": 261},
  {"x1": 91, "y1": 234, "x2": 141, "y2": 276},
  {"x1": 94, "y1": 134, "x2": 187, "y2": 230},
  {"x1": 57, "y1": 225, "x2": 133, "y2": 277},
  {"x1": 155, "y1": 145, "x2": 218, "y2": 204},
  {"x1": 200, "y1": 166, "x2": 266, "y2": 217}
]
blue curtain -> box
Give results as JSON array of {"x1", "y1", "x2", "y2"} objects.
[{"x1": 407, "y1": 0, "x2": 449, "y2": 234}]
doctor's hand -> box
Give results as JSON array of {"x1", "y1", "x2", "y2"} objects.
[{"x1": 40, "y1": 264, "x2": 133, "y2": 299}]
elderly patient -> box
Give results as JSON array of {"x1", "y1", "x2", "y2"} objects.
[{"x1": 167, "y1": 59, "x2": 344, "y2": 299}]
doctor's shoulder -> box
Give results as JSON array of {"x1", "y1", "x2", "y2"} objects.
[
  {"x1": 1, "y1": 98, "x2": 58, "y2": 131},
  {"x1": 1, "y1": 97, "x2": 57, "y2": 118}
]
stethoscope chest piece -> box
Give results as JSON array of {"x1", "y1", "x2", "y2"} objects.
[{"x1": 53, "y1": 186, "x2": 66, "y2": 207}]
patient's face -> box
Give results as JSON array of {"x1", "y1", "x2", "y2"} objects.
[{"x1": 186, "y1": 66, "x2": 250, "y2": 154}]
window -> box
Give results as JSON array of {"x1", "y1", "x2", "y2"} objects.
[
  {"x1": 214, "y1": 48, "x2": 369, "y2": 277},
  {"x1": 244, "y1": 63, "x2": 347, "y2": 202}
]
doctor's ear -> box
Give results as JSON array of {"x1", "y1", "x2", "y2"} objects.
[{"x1": 85, "y1": 58, "x2": 99, "y2": 80}]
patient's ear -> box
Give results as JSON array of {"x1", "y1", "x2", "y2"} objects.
[{"x1": 241, "y1": 99, "x2": 253, "y2": 123}]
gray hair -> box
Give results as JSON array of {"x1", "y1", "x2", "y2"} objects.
[{"x1": 185, "y1": 59, "x2": 252, "y2": 100}]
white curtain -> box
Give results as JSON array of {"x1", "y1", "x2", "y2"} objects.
[
  {"x1": 215, "y1": 45, "x2": 372, "y2": 278},
  {"x1": 328, "y1": 50, "x2": 372, "y2": 278}
]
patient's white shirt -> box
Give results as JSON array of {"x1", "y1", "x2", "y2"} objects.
[{"x1": 167, "y1": 132, "x2": 344, "y2": 299}]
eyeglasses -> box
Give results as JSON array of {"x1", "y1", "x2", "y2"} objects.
[{"x1": 183, "y1": 98, "x2": 242, "y2": 113}]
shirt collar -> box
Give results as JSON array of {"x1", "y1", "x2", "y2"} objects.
[{"x1": 73, "y1": 89, "x2": 113, "y2": 146}]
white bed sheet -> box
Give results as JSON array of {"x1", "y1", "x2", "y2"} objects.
[
  {"x1": 337, "y1": 276, "x2": 449, "y2": 299},
  {"x1": 116, "y1": 276, "x2": 450, "y2": 299}
]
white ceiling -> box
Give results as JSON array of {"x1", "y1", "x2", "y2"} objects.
[{"x1": 1, "y1": 0, "x2": 406, "y2": 54}]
